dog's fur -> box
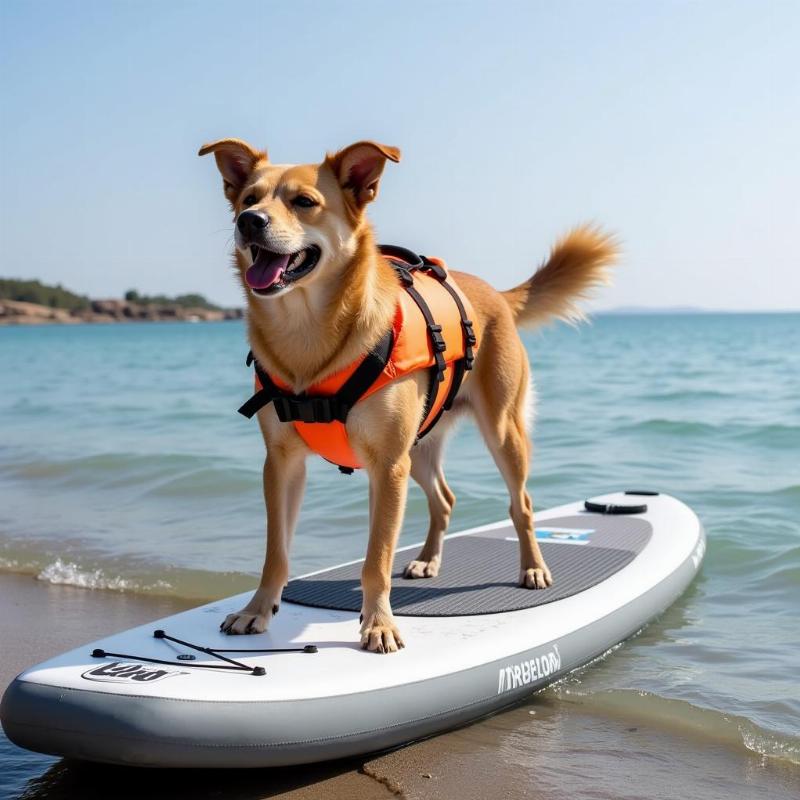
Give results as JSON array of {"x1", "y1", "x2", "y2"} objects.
[{"x1": 199, "y1": 138, "x2": 618, "y2": 652}]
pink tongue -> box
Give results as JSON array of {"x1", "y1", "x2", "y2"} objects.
[{"x1": 246, "y1": 251, "x2": 291, "y2": 289}]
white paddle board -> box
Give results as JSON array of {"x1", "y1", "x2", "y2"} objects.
[{"x1": 1, "y1": 491, "x2": 704, "y2": 767}]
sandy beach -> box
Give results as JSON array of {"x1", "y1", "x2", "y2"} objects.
[{"x1": 2, "y1": 574, "x2": 798, "y2": 800}]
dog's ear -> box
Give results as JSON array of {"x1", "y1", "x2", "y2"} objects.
[
  {"x1": 327, "y1": 141, "x2": 401, "y2": 210},
  {"x1": 198, "y1": 138, "x2": 266, "y2": 199}
]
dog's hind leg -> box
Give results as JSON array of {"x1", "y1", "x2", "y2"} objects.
[
  {"x1": 403, "y1": 434, "x2": 455, "y2": 579},
  {"x1": 471, "y1": 354, "x2": 552, "y2": 590}
]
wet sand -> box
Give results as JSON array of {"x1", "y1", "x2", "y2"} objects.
[{"x1": 1, "y1": 574, "x2": 798, "y2": 800}]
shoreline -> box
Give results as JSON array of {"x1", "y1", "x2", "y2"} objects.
[
  {"x1": 0, "y1": 315, "x2": 242, "y2": 327},
  {"x1": 0, "y1": 298, "x2": 242, "y2": 326},
  {"x1": 2, "y1": 574, "x2": 798, "y2": 800}
]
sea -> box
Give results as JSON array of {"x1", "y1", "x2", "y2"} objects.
[{"x1": 0, "y1": 313, "x2": 798, "y2": 798}]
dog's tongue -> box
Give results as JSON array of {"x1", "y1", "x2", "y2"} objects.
[{"x1": 246, "y1": 250, "x2": 291, "y2": 290}]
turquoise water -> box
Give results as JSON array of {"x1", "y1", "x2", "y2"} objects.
[{"x1": 0, "y1": 314, "x2": 799, "y2": 792}]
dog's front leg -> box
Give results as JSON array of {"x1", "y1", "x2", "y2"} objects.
[
  {"x1": 221, "y1": 442, "x2": 306, "y2": 635},
  {"x1": 360, "y1": 454, "x2": 411, "y2": 652}
]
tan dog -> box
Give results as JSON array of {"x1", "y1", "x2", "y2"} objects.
[{"x1": 199, "y1": 138, "x2": 617, "y2": 653}]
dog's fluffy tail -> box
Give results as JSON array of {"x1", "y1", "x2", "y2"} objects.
[{"x1": 502, "y1": 225, "x2": 619, "y2": 328}]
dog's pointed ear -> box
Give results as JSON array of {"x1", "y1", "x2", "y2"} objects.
[
  {"x1": 198, "y1": 138, "x2": 267, "y2": 198},
  {"x1": 327, "y1": 141, "x2": 401, "y2": 209}
]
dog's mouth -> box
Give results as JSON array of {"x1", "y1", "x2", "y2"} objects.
[{"x1": 245, "y1": 245, "x2": 321, "y2": 296}]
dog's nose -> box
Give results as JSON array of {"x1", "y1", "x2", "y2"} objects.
[{"x1": 236, "y1": 210, "x2": 269, "y2": 238}]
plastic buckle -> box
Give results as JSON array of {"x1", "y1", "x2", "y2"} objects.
[
  {"x1": 420, "y1": 256, "x2": 447, "y2": 281},
  {"x1": 392, "y1": 263, "x2": 414, "y2": 286},
  {"x1": 312, "y1": 398, "x2": 333, "y2": 423},
  {"x1": 428, "y1": 323, "x2": 447, "y2": 353},
  {"x1": 297, "y1": 398, "x2": 316, "y2": 423},
  {"x1": 463, "y1": 320, "x2": 477, "y2": 347}
]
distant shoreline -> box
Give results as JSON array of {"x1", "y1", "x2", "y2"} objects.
[
  {"x1": 596, "y1": 307, "x2": 799, "y2": 315},
  {"x1": 2, "y1": 298, "x2": 796, "y2": 327},
  {"x1": 0, "y1": 298, "x2": 243, "y2": 326}
]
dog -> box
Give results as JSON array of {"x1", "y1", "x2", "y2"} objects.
[{"x1": 199, "y1": 138, "x2": 617, "y2": 652}]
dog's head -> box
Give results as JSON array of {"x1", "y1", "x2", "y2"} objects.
[{"x1": 199, "y1": 138, "x2": 400, "y2": 299}]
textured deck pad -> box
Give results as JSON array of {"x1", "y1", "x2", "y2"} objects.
[{"x1": 283, "y1": 514, "x2": 653, "y2": 616}]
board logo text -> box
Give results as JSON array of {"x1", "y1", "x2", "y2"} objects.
[
  {"x1": 81, "y1": 661, "x2": 188, "y2": 683},
  {"x1": 497, "y1": 645, "x2": 561, "y2": 694}
]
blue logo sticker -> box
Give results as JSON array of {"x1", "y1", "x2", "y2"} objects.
[{"x1": 508, "y1": 527, "x2": 594, "y2": 545}]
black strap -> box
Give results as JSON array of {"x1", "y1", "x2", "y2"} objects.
[
  {"x1": 420, "y1": 255, "x2": 476, "y2": 371},
  {"x1": 238, "y1": 331, "x2": 393, "y2": 424},
  {"x1": 389, "y1": 262, "x2": 448, "y2": 383},
  {"x1": 416, "y1": 255, "x2": 475, "y2": 411},
  {"x1": 336, "y1": 330, "x2": 395, "y2": 413},
  {"x1": 238, "y1": 359, "x2": 282, "y2": 419},
  {"x1": 89, "y1": 628, "x2": 317, "y2": 678},
  {"x1": 386, "y1": 258, "x2": 446, "y2": 441}
]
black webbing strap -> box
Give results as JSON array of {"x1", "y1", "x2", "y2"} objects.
[
  {"x1": 238, "y1": 331, "x2": 393, "y2": 424},
  {"x1": 333, "y1": 329, "x2": 394, "y2": 416},
  {"x1": 419, "y1": 256, "x2": 476, "y2": 410},
  {"x1": 238, "y1": 355, "x2": 281, "y2": 419},
  {"x1": 386, "y1": 260, "x2": 445, "y2": 440},
  {"x1": 90, "y1": 628, "x2": 317, "y2": 677},
  {"x1": 389, "y1": 263, "x2": 447, "y2": 383},
  {"x1": 432, "y1": 271, "x2": 476, "y2": 369}
]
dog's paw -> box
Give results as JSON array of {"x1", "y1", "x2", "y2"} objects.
[
  {"x1": 402, "y1": 556, "x2": 441, "y2": 579},
  {"x1": 220, "y1": 603, "x2": 278, "y2": 635},
  {"x1": 360, "y1": 613, "x2": 405, "y2": 654},
  {"x1": 519, "y1": 565, "x2": 553, "y2": 590}
]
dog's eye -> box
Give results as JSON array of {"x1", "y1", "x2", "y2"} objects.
[
  {"x1": 292, "y1": 195, "x2": 318, "y2": 209},
  {"x1": 242, "y1": 194, "x2": 258, "y2": 207}
]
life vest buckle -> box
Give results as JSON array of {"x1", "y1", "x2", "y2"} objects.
[
  {"x1": 272, "y1": 394, "x2": 347, "y2": 424},
  {"x1": 419, "y1": 256, "x2": 448, "y2": 281},
  {"x1": 463, "y1": 319, "x2": 477, "y2": 348},
  {"x1": 428, "y1": 323, "x2": 447, "y2": 353},
  {"x1": 392, "y1": 264, "x2": 415, "y2": 287}
]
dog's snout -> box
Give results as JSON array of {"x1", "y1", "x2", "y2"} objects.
[{"x1": 237, "y1": 210, "x2": 269, "y2": 238}]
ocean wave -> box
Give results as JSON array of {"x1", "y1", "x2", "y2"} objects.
[
  {"x1": 144, "y1": 467, "x2": 258, "y2": 498},
  {"x1": 638, "y1": 389, "x2": 730, "y2": 402},
  {"x1": 769, "y1": 484, "x2": 800, "y2": 499},
  {"x1": 547, "y1": 686, "x2": 800, "y2": 766},
  {"x1": 733, "y1": 423, "x2": 800, "y2": 449},
  {"x1": 614, "y1": 418, "x2": 721, "y2": 437},
  {"x1": 0, "y1": 452, "x2": 210, "y2": 485},
  {"x1": 0, "y1": 537, "x2": 258, "y2": 601},
  {"x1": 612, "y1": 417, "x2": 800, "y2": 449},
  {"x1": 35, "y1": 558, "x2": 173, "y2": 593}
]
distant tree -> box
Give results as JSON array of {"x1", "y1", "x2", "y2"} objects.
[
  {"x1": 0, "y1": 279, "x2": 225, "y2": 312},
  {"x1": 123, "y1": 290, "x2": 221, "y2": 310},
  {"x1": 0, "y1": 278, "x2": 90, "y2": 311}
]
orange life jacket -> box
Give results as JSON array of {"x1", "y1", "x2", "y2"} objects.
[{"x1": 239, "y1": 245, "x2": 479, "y2": 472}]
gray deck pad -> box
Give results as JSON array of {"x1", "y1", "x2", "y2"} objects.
[{"x1": 283, "y1": 514, "x2": 653, "y2": 616}]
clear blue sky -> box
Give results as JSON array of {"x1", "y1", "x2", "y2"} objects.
[{"x1": 1, "y1": 1, "x2": 798, "y2": 310}]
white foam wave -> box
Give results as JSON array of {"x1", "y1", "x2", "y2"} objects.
[{"x1": 36, "y1": 558, "x2": 172, "y2": 593}]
